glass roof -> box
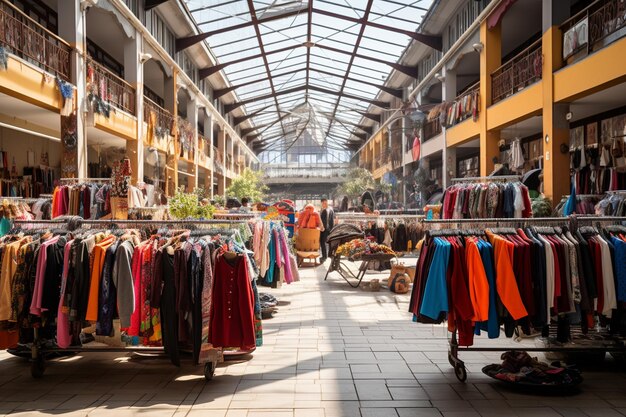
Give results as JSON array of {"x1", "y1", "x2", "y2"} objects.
[{"x1": 183, "y1": 0, "x2": 434, "y2": 153}]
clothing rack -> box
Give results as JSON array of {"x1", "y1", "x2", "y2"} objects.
[
  {"x1": 59, "y1": 177, "x2": 111, "y2": 183},
  {"x1": 450, "y1": 175, "x2": 521, "y2": 183},
  {"x1": 562, "y1": 194, "x2": 604, "y2": 198},
  {"x1": 420, "y1": 215, "x2": 626, "y2": 382},
  {"x1": 8, "y1": 217, "x2": 253, "y2": 380}
]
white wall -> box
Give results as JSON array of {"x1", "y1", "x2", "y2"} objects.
[{"x1": 0, "y1": 127, "x2": 61, "y2": 173}]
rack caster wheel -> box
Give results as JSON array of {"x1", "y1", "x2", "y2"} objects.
[
  {"x1": 31, "y1": 356, "x2": 45, "y2": 379},
  {"x1": 454, "y1": 364, "x2": 467, "y2": 382},
  {"x1": 203, "y1": 362, "x2": 215, "y2": 381}
]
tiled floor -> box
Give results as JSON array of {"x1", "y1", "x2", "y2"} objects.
[{"x1": 1, "y1": 262, "x2": 625, "y2": 416}]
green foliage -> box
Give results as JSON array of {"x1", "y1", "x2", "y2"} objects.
[
  {"x1": 213, "y1": 194, "x2": 225, "y2": 207},
  {"x1": 226, "y1": 168, "x2": 268, "y2": 203},
  {"x1": 378, "y1": 180, "x2": 392, "y2": 194},
  {"x1": 168, "y1": 187, "x2": 215, "y2": 219},
  {"x1": 193, "y1": 186, "x2": 209, "y2": 200},
  {"x1": 531, "y1": 196, "x2": 553, "y2": 218},
  {"x1": 337, "y1": 168, "x2": 377, "y2": 198}
]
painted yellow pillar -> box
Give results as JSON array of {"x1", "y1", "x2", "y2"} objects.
[
  {"x1": 479, "y1": 20, "x2": 501, "y2": 176},
  {"x1": 542, "y1": 26, "x2": 570, "y2": 206}
]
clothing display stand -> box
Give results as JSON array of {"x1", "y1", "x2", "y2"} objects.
[
  {"x1": 420, "y1": 216, "x2": 626, "y2": 382},
  {"x1": 59, "y1": 177, "x2": 111, "y2": 183},
  {"x1": 10, "y1": 217, "x2": 252, "y2": 381},
  {"x1": 450, "y1": 175, "x2": 521, "y2": 183}
]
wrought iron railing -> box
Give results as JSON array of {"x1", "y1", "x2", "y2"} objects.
[
  {"x1": 144, "y1": 96, "x2": 175, "y2": 138},
  {"x1": 391, "y1": 148, "x2": 403, "y2": 168},
  {"x1": 87, "y1": 57, "x2": 135, "y2": 115},
  {"x1": 561, "y1": 0, "x2": 626, "y2": 64},
  {"x1": 0, "y1": 0, "x2": 71, "y2": 80},
  {"x1": 491, "y1": 39, "x2": 543, "y2": 104},
  {"x1": 423, "y1": 118, "x2": 442, "y2": 141},
  {"x1": 446, "y1": 82, "x2": 480, "y2": 127},
  {"x1": 176, "y1": 116, "x2": 195, "y2": 162},
  {"x1": 213, "y1": 146, "x2": 222, "y2": 164}
]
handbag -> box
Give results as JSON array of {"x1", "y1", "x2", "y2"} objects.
[
  {"x1": 600, "y1": 146, "x2": 611, "y2": 167},
  {"x1": 389, "y1": 273, "x2": 410, "y2": 294}
]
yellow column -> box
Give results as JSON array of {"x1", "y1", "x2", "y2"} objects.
[
  {"x1": 542, "y1": 26, "x2": 569, "y2": 205},
  {"x1": 479, "y1": 20, "x2": 501, "y2": 176}
]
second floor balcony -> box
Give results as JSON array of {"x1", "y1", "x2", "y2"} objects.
[
  {"x1": 143, "y1": 96, "x2": 174, "y2": 147},
  {"x1": 87, "y1": 57, "x2": 136, "y2": 115},
  {"x1": 491, "y1": 39, "x2": 543, "y2": 105},
  {"x1": 263, "y1": 163, "x2": 349, "y2": 183},
  {"x1": 0, "y1": 0, "x2": 71, "y2": 81},
  {"x1": 561, "y1": 0, "x2": 626, "y2": 66},
  {"x1": 423, "y1": 117, "x2": 442, "y2": 141}
]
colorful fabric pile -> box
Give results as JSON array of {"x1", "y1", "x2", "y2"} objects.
[
  {"x1": 482, "y1": 351, "x2": 582, "y2": 386},
  {"x1": 336, "y1": 238, "x2": 395, "y2": 259}
]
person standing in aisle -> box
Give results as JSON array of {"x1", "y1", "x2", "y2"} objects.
[{"x1": 320, "y1": 198, "x2": 335, "y2": 263}]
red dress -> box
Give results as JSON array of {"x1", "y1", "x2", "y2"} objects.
[{"x1": 210, "y1": 253, "x2": 255, "y2": 349}]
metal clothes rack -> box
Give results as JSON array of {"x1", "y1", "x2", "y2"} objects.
[
  {"x1": 421, "y1": 216, "x2": 626, "y2": 382},
  {"x1": 59, "y1": 177, "x2": 111, "y2": 183},
  {"x1": 10, "y1": 217, "x2": 253, "y2": 380},
  {"x1": 450, "y1": 175, "x2": 521, "y2": 183}
]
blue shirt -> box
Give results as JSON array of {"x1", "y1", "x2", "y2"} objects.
[
  {"x1": 611, "y1": 237, "x2": 626, "y2": 302},
  {"x1": 419, "y1": 238, "x2": 451, "y2": 320}
]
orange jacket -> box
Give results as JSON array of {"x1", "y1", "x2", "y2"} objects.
[
  {"x1": 85, "y1": 235, "x2": 116, "y2": 321},
  {"x1": 465, "y1": 237, "x2": 490, "y2": 322},
  {"x1": 486, "y1": 231, "x2": 528, "y2": 320},
  {"x1": 297, "y1": 204, "x2": 322, "y2": 230}
]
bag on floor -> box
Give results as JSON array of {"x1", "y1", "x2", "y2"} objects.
[{"x1": 389, "y1": 273, "x2": 410, "y2": 294}]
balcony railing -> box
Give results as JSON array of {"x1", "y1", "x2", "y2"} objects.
[
  {"x1": 263, "y1": 164, "x2": 349, "y2": 179},
  {"x1": 0, "y1": 0, "x2": 71, "y2": 80},
  {"x1": 445, "y1": 82, "x2": 480, "y2": 127},
  {"x1": 213, "y1": 145, "x2": 222, "y2": 164},
  {"x1": 87, "y1": 57, "x2": 135, "y2": 115},
  {"x1": 144, "y1": 96, "x2": 175, "y2": 138},
  {"x1": 423, "y1": 118, "x2": 442, "y2": 141},
  {"x1": 561, "y1": 0, "x2": 626, "y2": 65},
  {"x1": 491, "y1": 39, "x2": 543, "y2": 104},
  {"x1": 176, "y1": 116, "x2": 194, "y2": 157}
]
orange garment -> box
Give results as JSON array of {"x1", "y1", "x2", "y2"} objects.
[
  {"x1": 51, "y1": 188, "x2": 58, "y2": 218},
  {"x1": 297, "y1": 204, "x2": 322, "y2": 230},
  {"x1": 0, "y1": 238, "x2": 28, "y2": 321},
  {"x1": 85, "y1": 235, "x2": 116, "y2": 321},
  {"x1": 465, "y1": 237, "x2": 490, "y2": 322},
  {"x1": 485, "y1": 230, "x2": 528, "y2": 320}
]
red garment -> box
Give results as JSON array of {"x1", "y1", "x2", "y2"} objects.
[
  {"x1": 521, "y1": 184, "x2": 532, "y2": 218},
  {"x1": 446, "y1": 237, "x2": 474, "y2": 346},
  {"x1": 126, "y1": 245, "x2": 142, "y2": 336},
  {"x1": 508, "y1": 234, "x2": 534, "y2": 316},
  {"x1": 443, "y1": 188, "x2": 457, "y2": 219},
  {"x1": 590, "y1": 238, "x2": 604, "y2": 314},
  {"x1": 210, "y1": 253, "x2": 255, "y2": 349}
]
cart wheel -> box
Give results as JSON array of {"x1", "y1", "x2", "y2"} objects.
[
  {"x1": 31, "y1": 355, "x2": 45, "y2": 379},
  {"x1": 454, "y1": 364, "x2": 467, "y2": 382},
  {"x1": 203, "y1": 362, "x2": 215, "y2": 381}
]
